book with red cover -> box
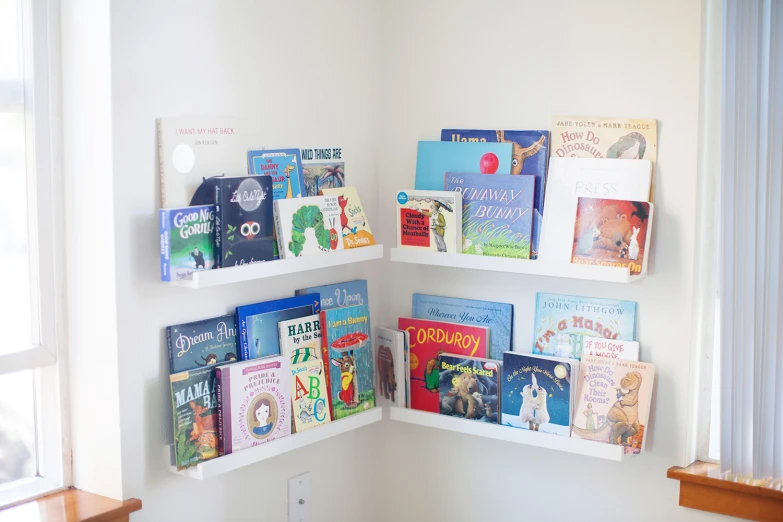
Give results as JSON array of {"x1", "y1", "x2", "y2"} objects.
[{"x1": 397, "y1": 317, "x2": 489, "y2": 413}]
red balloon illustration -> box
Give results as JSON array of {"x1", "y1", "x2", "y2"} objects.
[{"x1": 479, "y1": 152, "x2": 499, "y2": 174}]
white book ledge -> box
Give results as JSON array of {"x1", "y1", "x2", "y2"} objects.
[
  {"x1": 389, "y1": 248, "x2": 639, "y2": 283},
  {"x1": 169, "y1": 407, "x2": 382, "y2": 479},
  {"x1": 389, "y1": 407, "x2": 626, "y2": 461},
  {"x1": 169, "y1": 244, "x2": 384, "y2": 289}
]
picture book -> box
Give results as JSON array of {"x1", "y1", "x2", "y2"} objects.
[
  {"x1": 572, "y1": 356, "x2": 655, "y2": 453},
  {"x1": 300, "y1": 146, "x2": 344, "y2": 196},
  {"x1": 291, "y1": 359, "x2": 332, "y2": 432},
  {"x1": 274, "y1": 195, "x2": 345, "y2": 259},
  {"x1": 501, "y1": 352, "x2": 578, "y2": 436},
  {"x1": 213, "y1": 175, "x2": 275, "y2": 268},
  {"x1": 320, "y1": 304, "x2": 375, "y2": 419},
  {"x1": 159, "y1": 205, "x2": 216, "y2": 282},
  {"x1": 414, "y1": 141, "x2": 512, "y2": 191},
  {"x1": 533, "y1": 293, "x2": 637, "y2": 357},
  {"x1": 578, "y1": 336, "x2": 640, "y2": 361},
  {"x1": 157, "y1": 117, "x2": 248, "y2": 208},
  {"x1": 278, "y1": 314, "x2": 322, "y2": 364},
  {"x1": 215, "y1": 356, "x2": 291, "y2": 455},
  {"x1": 441, "y1": 129, "x2": 549, "y2": 258},
  {"x1": 438, "y1": 354, "x2": 501, "y2": 424},
  {"x1": 170, "y1": 366, "x2": 218, "y2": 470},
  {"x1": 166, "y1": 314, "x2": 238, "y2": 374},
  {"x1": 236, "y1": 294, "x2": 319, "y2": 361},
  {"x1": 396, "y1": 190, "x2": 462, "y2": 253},
  {"x1": 538, "y1": 158, "x2": 652, "y2": 262},
  {"x1": 374, "y1": 327, "x2": 406, "y2": 407},
  {"x1": 247, "y1": 148, "x2": 306, "y2": 200},
  {"x1": 397, "y1": 317, "x2": 489, "y2": 413},
  {"x1": 321, "y1": 187, "x2": 376, "y2": 249},
  {"x1": 445, "y1": 172, "x2": 534, "y2": 259},
  {"x1": 411, "y1": 294, "x2": 512, "y2": 361},
  {"x1": 572, "y1": 197, "x2": 654, "y2": 277},
  {"x1": 296, "y1": 279, "x2": 368, "y2": 311}
]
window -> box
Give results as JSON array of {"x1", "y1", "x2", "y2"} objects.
[{"x1": 0, "y1": 0, "x2": 69, "y2": 508}]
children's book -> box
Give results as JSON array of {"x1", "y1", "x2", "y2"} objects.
[
  {"x1": 247, "y1": 148, "x2": 306, "y2": 200},
  {"x1": 572, "y1": 355, "x2": 655, "y2": 453},
  {"x1": 296, "y1": 280, "x2": 368, "y2": 311},
  {"x1": 538, "y1": 158, "x2": 652, "y2": 262},
  {"x1": 374, "y1": 327, "x2": 406, "y2": 407},
  {"x1": 166, "y1": 314, "x2": 238, "y2": 373},
  {"x1": 320, "y1": 305, "x2": 375, "y2": 419},
  {"x1": 397, "y1": 317, "x2": 489, "y2": 413},
  {"x1": 533, "y1": 293, "x2": 637, "y2": 357},
  {"x1": 290, "y1": 359, "x2": 332, "y2": 432},
  {"x1": 170, "y1": 366, "x2": 219, "y2": 469},
  {"x1": 274, "y1": 196, "x2": 345, "y2": 258},
  {"x1": 411, "y1": 294, "x2": 512, "y2": 361},
  {"x1": 445, "y1": 172, "x2": 534, "y2": 259},
  {"x1": 160, "y1": 205, "x2": 216, "y2": 282},
  {"x1": 396, "y1": 190, "x2": 462, "y2": 253},
  {"x1": 414, "y1": 141, "x2": 512, "y2": 191},
  {"x1": 577, "y1": 336, "x2": 640, "y2": 361},
  {"x1": 438, "y1": 354, "x2": 500, "y2": 423},
  {"x1": 157, "y1": 117, "x2": 248, "y2": 208},
  {"x1": 572, "y1": 197, "x2": 654, "y2": 277},
  {"x1": 321, "y1": 187, "x2": 376, "y2": 249},
  {"x1": 300, "y1": 146, "x2": 344, "y2": 196},
  {"x1": 215, "y1": 356, "x2": 291, "y2": 455},
  {"x1": 235, "y1": 294, "x2": 319, "y2": 361},
  {"x1": 441, "y1": 130, "x2": 549, "y2": 258},
  {"x1": 213, "y1": 176, "x2": 275, "y2": 268},
  {"x1": 501, "y1": 352, "x2": 579, "y2": 436},
  {"x1": 278, "y1": 314, "x2": 322, "y2": 364}
]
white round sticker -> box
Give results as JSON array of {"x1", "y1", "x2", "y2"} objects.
[{"x1": 172, "y1": 144, "x2": 195, "y2": 174}]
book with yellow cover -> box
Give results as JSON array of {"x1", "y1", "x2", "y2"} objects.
[{"x1": 322, "y1": 187, "x2": 376, "y2": 249}]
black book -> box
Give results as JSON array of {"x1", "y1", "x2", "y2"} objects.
[{"x1": 214, "y1": 176, "x2": 275, "y2": 267}]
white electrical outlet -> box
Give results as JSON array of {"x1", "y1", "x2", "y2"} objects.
[{"x1": 288, "y1": 472, "x2": 311, "y2": 522}]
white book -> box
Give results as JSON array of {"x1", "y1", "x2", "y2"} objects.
[
  {"x1": 538, "y1": 158, "x2": 652, "y2": 262},
  {"x1": 395, "y1": 189, "x2": 462, "y2": 254},
  {"x1": 580, "y1": 336, "x2": 640, "y2": 361},
  {"x1": 273, "y1": 196, "x2": 345, "y2": 259},
  {"x1": 374, "y1": 327, "x2": 406, "y2": 407}
]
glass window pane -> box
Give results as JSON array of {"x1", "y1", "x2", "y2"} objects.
[{"x1": 0, "y1": 370, "x2": 36, "y2": 485}]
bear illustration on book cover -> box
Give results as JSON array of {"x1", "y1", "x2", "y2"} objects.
[
  {"x1": 213, "y1": 176, "x2": 275, "y2": 267},
  {"x1": 438, "y1": 355, "x2": 500, "y2": 424}
]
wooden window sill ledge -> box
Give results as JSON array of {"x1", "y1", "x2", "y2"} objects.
[
  {"x1": 668, "y1": 461, "x2": 783, "y2": 521},
  {"x1": 0, "y1": 488, "x2": 141, "y2": 522}
]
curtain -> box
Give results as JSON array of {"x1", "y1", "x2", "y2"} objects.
[{"x1": 720, "y1": 0, "x2": 783, "y2": 483}]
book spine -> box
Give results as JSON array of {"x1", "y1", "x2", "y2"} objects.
[
  {"x1": 273, "y1": 200, "x2": 285, "y2": 259},
  {"x1": 157, "y1": 119, "x2": 166, "y2": 207},
  {"x1": 216, "y1": 367, "x2": 232, "y2": 455},
  {"x1": 159, "y1": 210, "x2": 171, "y2": 281},
  {"x1": 166, "y1": 327, "x2": 174, "y2": 374},
  {"x1": 319, "y1": 311, "x2": 334, "y2": 419},
  {"x1": 240, "y1": 317, "x2": 249, "y2": 361},
  {"x1": 214, "y1": 183, "x2": 222, "y2": 268}
]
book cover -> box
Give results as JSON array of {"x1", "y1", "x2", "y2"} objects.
[
  {"x1": 213, "y1": 175, "x2": 275, "y2": 268},
  {"x1": 166, "y1": 314, "x2": 238, "y2": 374},
  {"x1": 296, "y1": 279, "x2": 368, "y2": 311},
  {"x1": 578, "y1": 336, "x2": 640, "y2": 361},
  {"x1": 396, "y1": 190, "x2": 462, "y2": 253},
  {"x1": 414, "y1": 141, "x2": 512, "y2": 191},
  {"x1": 572, "y1": 198, "x2": 654, "y2": 277},
  {"x1": 571, "y1": 356, "x2": 655, "y2": 453},
  {"x1": 374, "y1": 327, "x2": 406, "y2": 407},
  {"x1": 441, "y1": 129, "x2": 549, "y2": 258},
  {"x1": 159, "y1": 205, "x2": 216, "y2": 282},
  {"x1": 278, "y1": 314, "x2": 322, "y2": 363},
  {"x1": 397, "y1": 317, "x2": 489, "y2": 413},
  {"x1": 538, "y1": 158, "x2": 652, "y2": 262},
  {"x1": 247, "y1": 148, "x2": 306, "y2": 200},
  {"x1": 321, "y1": 187, "x2": 376, "y2": 249},
  {"x1": 438, "y1": 354, "x2": 500, "y2": 423},
  {"x1": 533, "y1": 293, "x2": 637, "y2": 356},
  {"x1": 411, "y1": 294, "x2": 512, "y2": 361},
  {"x1": 215, "y1": 356, "x2": 291, "y2": 455},
  {"x1": 300, "y1": 146, "x2": 344, "y2": 196},
  {"x1": 445, "y1": 172, "x2": 534, "y2": 259},
  {"x1": 170, "y1": 366, "x2": 219, "y2": 470},
  {"x1": 236, "y1": 294, "x2": 319, "y2": 361},
  {"x1": 157, "y1": 117, "x2": 248, "y2": 208},
  {"x1": 273, "y1": 196, "x2": 345, "y2": 259},
  {"x1": 501, "y1": 353, "x2": 576, "y2": 436},
  {"x1": 321, "y1": 305, "x2": 375, "y2": 419},
  {"x1": 291, "y1": 359, "x2": 332, "y2": 432}
]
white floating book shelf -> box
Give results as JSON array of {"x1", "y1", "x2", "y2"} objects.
[
  {"x1": 389, "y1": 248, "x2": 639, "y2": 283},
  {"x1": 389, "y1": 407, "x2": 626, "y2": 461},
  {"x1": 169, "y1": 244, "x2": 384, "y2": 289},
  {"x1": 169, "y1": 408, "x2": 382, "y2": 479}
]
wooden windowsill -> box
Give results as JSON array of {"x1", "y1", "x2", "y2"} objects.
[
  {"x1": 668, "y1": 461, "x2": 783, "y2": 522},
  {"x1": 0, "y1": 488, "x2": 141, "y2": 522}
]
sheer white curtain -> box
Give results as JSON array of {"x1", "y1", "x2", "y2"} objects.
[{"x1": 720, "y1": 0, "x2": 783, "y2": 484}]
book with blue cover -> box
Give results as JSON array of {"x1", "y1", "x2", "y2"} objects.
[
  {"x1": 414, "y1": 141, "x2": 512, "y2": 191},
  {"x1": 236, "y1": 295, "x2": 320, "y2": 360},
  {"x1": 296, "y1": 280, "x2": 368, "y2": 311},
  {"x1": 159, "y1": 204, "x2": 216, "y2": 282},
  {"x1": 166, "y1": 314, "x2": 238, "y2": 374},
  {"x1": 411, "y1": 293, "x2": 512, "y2": 361},
  {"x1": 247, "y1": 148, "x2": 306, "y2": 200},
  {"x1": 444, "y1": 172, "x2": 535, "y2": 259},
  {"x1": 442, "y1": 130, "x2": 549, "y2": 258}
]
